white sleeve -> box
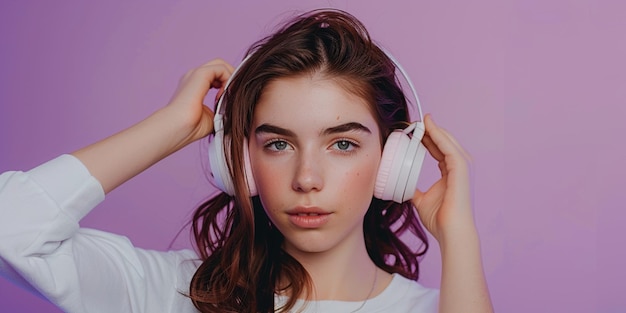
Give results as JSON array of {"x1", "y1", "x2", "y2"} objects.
[{"x1": 0, "y1": 155, "x2": 200, "y2": 313}]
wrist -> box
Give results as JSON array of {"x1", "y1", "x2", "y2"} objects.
[
  {"x1": 162, "y1": 103, "x2": 215, "y2": 149},
  {"x1": 151, "y1": 106, "x2": 205, "y2": 154},
  {"x1": 437, "y1": 222, "x2": 480, "y2": 252}
]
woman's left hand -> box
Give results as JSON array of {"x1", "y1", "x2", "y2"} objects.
[{"x1": 412, "y1": 114, "x2": 476, "y2": 242}]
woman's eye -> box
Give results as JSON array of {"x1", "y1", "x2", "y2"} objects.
[
  {"x1": 332, "y1": 140, "x2": 357, "y2": 151},
  {"x1": 266, "y1": 140, "x2": 291, "y2": 151}
]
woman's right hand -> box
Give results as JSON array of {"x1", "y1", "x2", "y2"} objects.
[
  {"x1": 166, "y1": 59, "x2": 235, "y2": 147},
  {"x1": 72, "y1": 59, "x2": 234, "y2": 194}
]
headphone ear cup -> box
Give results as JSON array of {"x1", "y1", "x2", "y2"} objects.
[
  {"x1": 401, "y1": 141, "x2": 426, "y2": 202},
  {"x1": 375, "y1": 128, "x2": 426, "y2": 203},
  {"x1": 208, "y1": 134, "x2": 258, "y2": 196},
  {"x1": 374, "y1": 130, "x2": 408, "y2": 201},
  {"x1": 208, "y1": 131, "x2": 235, "y2": 195}
]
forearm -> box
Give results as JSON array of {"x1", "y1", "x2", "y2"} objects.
[
  {"x1": 438, "y1": 225, "x2": 493, "y2": 313},
  {"x1": 72, "y1": 106, "x2": 197, "y2": 194}
]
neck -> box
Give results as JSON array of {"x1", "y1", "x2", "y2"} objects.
[{"x1": 283, "y1": 228, "x2": 391, "y2": 301}]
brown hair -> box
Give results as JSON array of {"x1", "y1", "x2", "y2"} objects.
[{"x1": 189, "y1": 9, "x2": 429, "y2": 313}]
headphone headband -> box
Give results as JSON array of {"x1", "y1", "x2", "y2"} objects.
[
  {"x1": 213, "y1": 52, "x2": 255, "y2": 127},
  {"x1": 213, "y1": 46, "x2": 423, "y2": 131},
  {"x1": 378, "y1": 46, "x2": 424, "y2": 124}
]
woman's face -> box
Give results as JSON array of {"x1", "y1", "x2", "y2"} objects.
[{"x1": 249, "y1": 74, "x2": 382, "y2": 258}]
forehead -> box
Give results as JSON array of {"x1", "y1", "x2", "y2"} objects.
[{"x1": 252, "y1": 75, "x2": 378, "y2": 131}]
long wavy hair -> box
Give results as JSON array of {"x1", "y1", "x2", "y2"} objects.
[{"x1": 189, "y1": 9, "x2": 429, "y2": 313}]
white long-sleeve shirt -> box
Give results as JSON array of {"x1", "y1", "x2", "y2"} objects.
[{"x1": 0, "y1": 155, "x2": 438, "y2": 312}]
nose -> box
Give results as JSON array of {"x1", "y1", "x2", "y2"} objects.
[{"x1": 291, "y1": 153, "x2": 323, "y2": 193}]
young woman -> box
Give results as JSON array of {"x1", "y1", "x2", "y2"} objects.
[{"x1": 0, "y1": 9, "x2": 492, "y2": 313}]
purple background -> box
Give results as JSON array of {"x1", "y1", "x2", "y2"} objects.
[{"x1": 1, "y1": 1, "x2": 623, "y2": 312}]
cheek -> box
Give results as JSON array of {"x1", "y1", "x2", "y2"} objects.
[
  {"x1": 359, "y1": 153, "x2": 380, "y2": 184},
  {"x1": 343, "y1": 168, "x2": 376, "y2": 191},
  {"x1": 253, "y1": 164, "x2": 277, "y2": 200},
  {"x1": 249, "y1": 156, "x2": 286, "y2": 215},
  {"x1": 340, "y1": 154, "x2": 380, "y2": 201}
]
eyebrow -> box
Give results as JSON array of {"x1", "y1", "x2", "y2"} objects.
[
  {"x1": 255, "y1": 124, "x2": 296, "y2": 137},
  {"x1": 322, "y1": 122, "x2": 371, "y2": 135},
  {"x1": 254, "y1": 122, "x2": 371, "y2": 137}
]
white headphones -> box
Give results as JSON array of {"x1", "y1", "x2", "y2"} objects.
[{"x1": 208, "y1": 47, "x2": 426, "y2": 203}]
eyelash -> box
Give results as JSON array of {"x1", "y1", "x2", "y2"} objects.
[
  {"x1": 264, "y1": 139, "x2": 292, "y2": 152},
  {"x1": 262, "y1": 138, "x2": 360, "y2": 154},
  {"x1": 331, "y1": 138, "x2": 359, "y2": 153}
]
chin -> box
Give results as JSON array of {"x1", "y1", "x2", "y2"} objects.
[{"x1": 282, "y1": 234, "x2": 338, "y2": 255}]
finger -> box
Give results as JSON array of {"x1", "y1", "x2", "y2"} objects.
[
  {"x1": 424, "y1": 114, "x2": 469, "y2": 172},
  {"x1": 191, "y1": 58, "x2": 235, "y2": 88},
  {"x1": 214, "y1": 76, "x2": 231, "y2": 102},
  {"x1": 421, "y1": 133, "x2": 444, "y2": 163},
  {"x1": 438, "y1": 127, "x2": 473, "y2": 163},
  {"x1": 199, "y1": 58, "x2": 236, "y2": 73},
  {"x1": 197, "y1": 59, "x2": 236, "y2": 104},
  {"x1": 178, "y1": 63, "x2": 233, "y2": 105},
  {"x1": 199, "y1": 59, "x2": 236, "y2": 93},
  {"x1": 424, "y1": 115, "x2": 462, "y2": 159},
  {"x1": 438, "y1": 127, "x2": 475, "y2": 185},
  {"x1": 421, "y1": 133, "x2": 448, "y2": 176},
  {"x1": 412, "y1": 188, "x2": 425, "y2": 209}
]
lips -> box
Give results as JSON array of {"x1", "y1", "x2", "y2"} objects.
[{"x1": 286, "y1": 207, "x2": 331, "y2": 228}]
